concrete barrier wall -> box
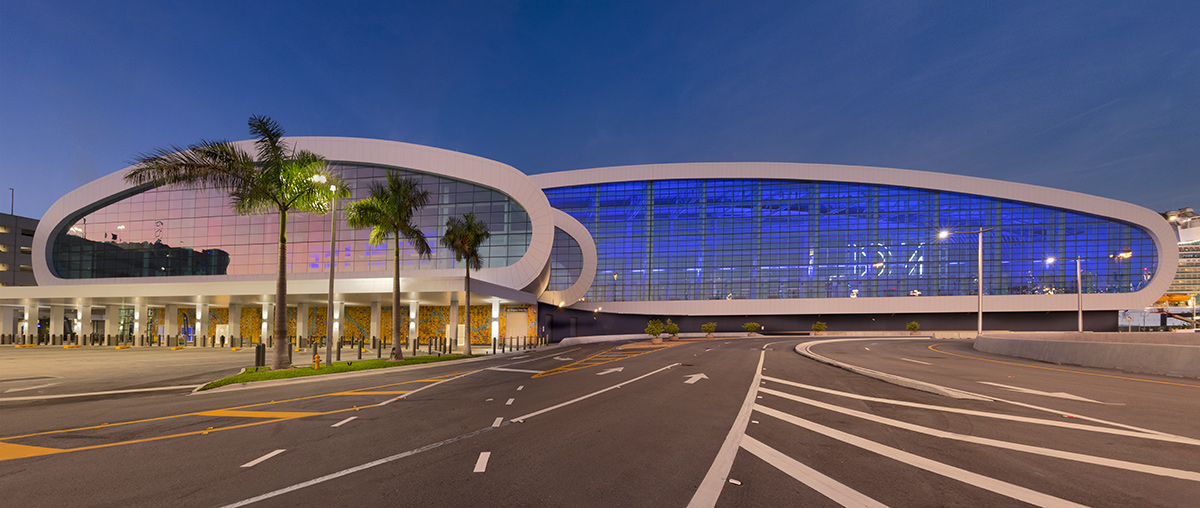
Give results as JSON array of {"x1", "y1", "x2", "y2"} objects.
[
  {"x1": 986, "y1": 331, "x2": 1200, "y2": 345},
  {"x1": 975, "y1": 335, "x2": 1200, "y2": 380}
]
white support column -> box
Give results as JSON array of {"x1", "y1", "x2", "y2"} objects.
[
  {"x1": 50, "y1": 305, "x2": 64, "y2": 344},
  {"x1": 1, "y1": 307, "x2": 13, "y2": 339},
  {"x1": 135, "y1": 303, "x2": 147, "y2": 346},
  {"x1": 297, "y1": 303, "x2": 309, "y2": 346},
  {"x1": 408, "y1": 301, "x2": 419, "y2": 349},
  {"x1": 165, "y1": 305, "x2": 178, "y2": 343},
  {"x1": 370, "y1": 301, "x2": 381, "y2": 345},
  {"x1": 22, "y1": 302, "x2": 38, "y2": 344},
  {"x1": 75, "y1": 300, "x2": 90, "y2": 345},
  {"x1": 333, "y1": 301, "x2": 344, "y2": 348},
  {"x1": 105, "y1": 305, "x2": 120, "y2": 344},
  {"x1": 448, "y1": 296, "x2": 460, "y2": 348},
  {"x1": 262, "y1": 303, "x2": 274, "y2": 345},
  {"x1": 491, "y1": 300, "x2": 500, "y2": 346},
  {"x1": 229, "y1": 304, "x2": 242, "y2": 343},
  {"x1": 197, "y1": 303, "x2": 210, "y2": 347}
]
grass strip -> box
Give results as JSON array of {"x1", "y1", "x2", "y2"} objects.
[{"x1": 200, "y1": 355, "x2": 474, "y2": 391}]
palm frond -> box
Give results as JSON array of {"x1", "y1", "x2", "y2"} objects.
[{"x1": 248, "y1": 115, "x2": 287, "y2": 167}]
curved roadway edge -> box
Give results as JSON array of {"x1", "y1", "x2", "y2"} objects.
[{"x1": 794, "y1": 337, "x2": 993, "y2": 401}]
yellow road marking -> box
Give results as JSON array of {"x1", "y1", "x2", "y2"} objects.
[
  {"x1": 928, "y1": 343, "x2": 1200, "y2": 389},
  {"x1": 533, "y1": 346, "x2": 668, "y2": 378},
  {"x1": 194, "y1": 410, "x2": 322, "y2": 418},
  {"x1": 0, "y1": 442, "x2": 62, "y2": 460}
]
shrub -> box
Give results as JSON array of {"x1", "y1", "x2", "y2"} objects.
[
  {"x1": 906, "y1": 321, "x2": 920, "y2": 332},
  {"x1": 701, "y1": 322, "x2": 717, "y2": 333},
  {"x1": 743, "y1": 322, "x2": 761, "y2": 333},
  {"x1": 811, "y1": 321, "x2": 828, "y2": 332},
  {"x1": 645, "y1": 319, "x2": 664, "y2": 337},
  {"x1": 664, "y1": 319, "x2": 680, "y2": 336}
]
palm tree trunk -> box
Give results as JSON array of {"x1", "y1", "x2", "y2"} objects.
[
  {"x1": 391, "y1": 236, "x2": 404, "y2": 360},
  {"x1": 464, "y1": 266, "x2": 472, "y2": 356},
  {"x1": 272, "y1": 209, "x2": 290, "y2": 370}
]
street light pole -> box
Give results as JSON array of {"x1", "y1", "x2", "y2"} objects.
[
  {"x1": 326, "y1": 185, "x2": 338, "y2": 364},
  {"x1": 1046, "y1": 257, "x2": 1085, "y2": 332},
  {"x1": 939, "y1": 228, "x2": 993, "y2": 335}
]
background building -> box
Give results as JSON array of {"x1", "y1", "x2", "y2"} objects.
[
  {"x1": 0, "y1": 212, "x2": 38, "y2": 287},
  {"x1": 0, "y1": 138, "x2": 1179, "y2": 342}
]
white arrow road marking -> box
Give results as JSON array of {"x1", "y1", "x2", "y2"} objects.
[
  {"x1": 684, "y1": 373, "x2": 709, "y2": 384},
  {"x1": 331, "y1": 417, "x2": 357, "y2": 428},
  {"x1": 597, "y1": 367, "x2": 624, "y2": 376},
  {"x1": 978, "y1": 382, "x2": 1116, "y2": 404},
  {"x1": 474, "y1": 452, "x2": 491, "y2": 473},
  {"x1": 4, "y1": 382, "x2": 60, "y2": 393},
  {"x1": 900, "y1": 358, "x2": 931, "y2": 365},
  {"x1": 241, "y1": 449, "x2": 286, "y2": 468},
  {"x1": 553, "y1": 356, "x2": 573, "y2": 361}
]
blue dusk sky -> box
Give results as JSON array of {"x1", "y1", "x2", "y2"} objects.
[{"x1": 1, "y1": 1, "x2": 1197, "y2": 219}]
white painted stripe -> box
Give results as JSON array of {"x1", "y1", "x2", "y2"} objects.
[
  {"x1": 760, "y1": 375, "x2": 1200, "y2": 446},
  {"x1": 241, "y1": 449, "x2": 286, "y2": 468},
  {"x1": 757, "y1": 389, "x2": 1200, "y2": 482},
  {"x1": 0, "y1": 384, "x2": 201, "y2": 402},
  {"x1": 512, "y1": 363, "x2": 680, "y2": 422},
  {"x1": 379, "y1": 371, "x2": 477, "y2": 406},
  {"x1": 505, "y1": 398, "x2": 515, "y2": 406},
  {"x1": 4, "y1": 382, "x2": 61, "y2": 393},
  {"x1": 331, "y1": 417, "x2": 357, "y2": 428},
  {"x1": 686, "y1": 352, "x2": 764, "y2": 508},
  {"x1": 488, "y1": 367, "x2": 543, "y2": 374},
  {"x1": 492, "y1": 417, "x2": 503, "y2": 428},
  {"x1": 741, "y1": 435, "x2": 886, "y2": 508},
  {"x1": 220, "y1": 426, "x2": 496, "y2": 508},
  {"x1": 755, "y1": 405, "x2": 1088, "y2": 507},
  {"x1": 517, "y1": 385, "x2": 524, "y2": 391},
  {"x1": 900, "y1": 358, "x2": 931, "y2": 365},
  {"x1": 473, "y1": 452, "x2": 491, "y2": 472}
]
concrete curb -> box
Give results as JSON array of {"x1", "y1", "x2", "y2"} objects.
[
  {"x1": 975, "y1": 336, "x2": 1200, "y2": 380},
  {"x1": 793, "y1": 337, "x2": 992, "y2": 401},
  {"x1": 193, "y1": 344, "x2": 570, "y2": 395}
]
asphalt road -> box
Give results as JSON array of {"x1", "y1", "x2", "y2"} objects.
[{"x1": 1, "y1": 337, "x2": 1197, "y2": 507}]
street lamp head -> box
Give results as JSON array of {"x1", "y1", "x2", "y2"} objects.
[
  {"x1": 937, "y1": 230, "x2": 950, "y2": 239},
  {"x1": 330, "y1": 184, "x2": 337, "y2": 192},
  {"x1": 310, "y1": 174, "x2": 327, "y2": 184},
  {"x1": 1045, "y1": 257, "x2": 1056, "y2": 264}
]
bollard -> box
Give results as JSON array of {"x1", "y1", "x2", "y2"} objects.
[
  {"x1": 493, "y1": 337, "x2": 496, "y2": 355},
  {"x1": 358, "y1": 338, "x2": 363, "y2": 360},
  {"x1": 254, "y1": 343, "x2": 266, "y2": 368}
]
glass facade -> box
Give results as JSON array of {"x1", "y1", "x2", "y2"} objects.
[
  {"x1": 545, "y1": 179, "x2": 1159, "y2": 302},
  {"x1": 53, "y1": 163, "x2": 532, "y2": 279},
  {"x1": 547, "y1": 227, "x2": 583, "y2": 291}
]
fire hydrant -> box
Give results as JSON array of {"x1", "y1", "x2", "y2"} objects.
[{"x1": 313, "y1": 354, "x2": 322, "y2": 370}]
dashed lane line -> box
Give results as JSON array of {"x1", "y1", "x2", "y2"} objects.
[
  {"x1": 474, "y1": 452, "x2": 491, "y2": 473},
  {"x1": 241, "y1": 449, "x2": 286, "y2": 468},
  {"x1": 331, "y1": 417, "x2": 357, "y2": 428}
]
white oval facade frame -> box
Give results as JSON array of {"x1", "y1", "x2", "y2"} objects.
[
  {"x1": 35, "y1": 137, "x2": 556, "y2": 292},
  {"x1": 531, "y1": 162, "x2": 1179, "y2": 316},
  {"x1": 538, "y1": 208, "x2": 598, "y2": 307}
]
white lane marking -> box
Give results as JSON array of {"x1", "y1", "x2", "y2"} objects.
[
  {"x1": 220, "y1": 426, "x2": 496, "y2": 507},
  {"x1": 511, "y1": 356, "x2": 528, "y2": 359},
  {"x1": 553, "y1": 356, "x2": 574, "y2": 361},
  {"x1": 864, "y1": 347, "x2": 870, "y2": 351},
  {"x1": 741, "y1": 435, "x2": 886, "y2": 508},
  {"x1": 512, "y1": 363, "x2": 680, "y2": 422},
  {"x1": 517, "y1": 385, "x2": 524, "y2": 391},
  {"x1": 757, "y1": 389, "x2": 1200, "y2": 481},
  {"x1": 684, "y1": 373, "x2": 709, "y2": 384},
  {"x1": 492, "y1": 417, "x2": 504, "y2": 428},
  {"x1": 379, "y1": 371, "x2": 477, "y2": 406},
  {"x1": 474, "y1": 452, "x2": 491, "y2": 473},
  {"x1": 4, "y1": 382, "x2": 61, "y2": 393},
  {"x1": 505, "y1": 398, "x2": 514, "y2": 406},
  {"x1": 241, "y1": 449, "x2": 287, "y2": 468},
  {"x1": 978, "y1": 382, "x2": 1115, "y2": 404},
  {"x1": 900, "y1": 358, "x2": 931, "y2": 365},
  {"x1": 506, "y1": 347, "x2": 580, "y2": 366},
  {"x1": 331, "y1": 417, "x2": 357, "y2": 428},
  {"x1": 597, "y1": 367, "x2": 624, "y2": 376},
  {"x1": 488, "y1": 367, "x2": 543, "y2": 374},
  {"x1": 754, "y1": 405, "x2": 1088, "y2": 508},
  {"x1": 0, "y1": 384, "x2": 202, "y2": 402},
  {"x1": 761, "y1": 375, "x2": 1200, "y2": 446},
  {"x1": 686, "y1": 352, "x2": 764, "y2": 508}
]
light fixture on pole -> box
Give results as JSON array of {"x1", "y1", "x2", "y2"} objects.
[
  {"x1": 938, "y1": 228, "x2": 993, "y2": 335},
  {"x1": 1046, "y1": 257, "x2": 1084, "y2": 332},
  {"x1": 311, "y1": 174, "x2": 339, "y2": 365}
]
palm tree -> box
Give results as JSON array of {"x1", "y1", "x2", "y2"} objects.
[
  {"x1": 345, "y1": 173, "x2": 431, "y2": 360},
  {"x1": 440, "y1": 212, "x2": 490, "y2": 356},
  {"x1": 125, "y1": 115, "x2": 345, "y2": 370}
]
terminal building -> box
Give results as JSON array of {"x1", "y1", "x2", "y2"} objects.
[{"x1": 0, "y1": 137, "x2": 1179, "y2": 345}]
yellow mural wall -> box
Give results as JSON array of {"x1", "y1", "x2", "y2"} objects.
[
  {"x1": 499, "y1": 304, "x2": 538, "y2": 339},
  {"x1": 345, "y1": 306, "x2": 370, "y2": 341},
  {"x1": 240, "y1": 307, "x2": 262, "y2": 343},
  {"x1": 308, "y1": 306, "x2": 327, "y2": 340},
  {"x1": 418, "y1": 306, "x2": 448, "y2": 345},
  {"x1": 207, "y1": 308, "x2": 229, "y2": 337}
]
